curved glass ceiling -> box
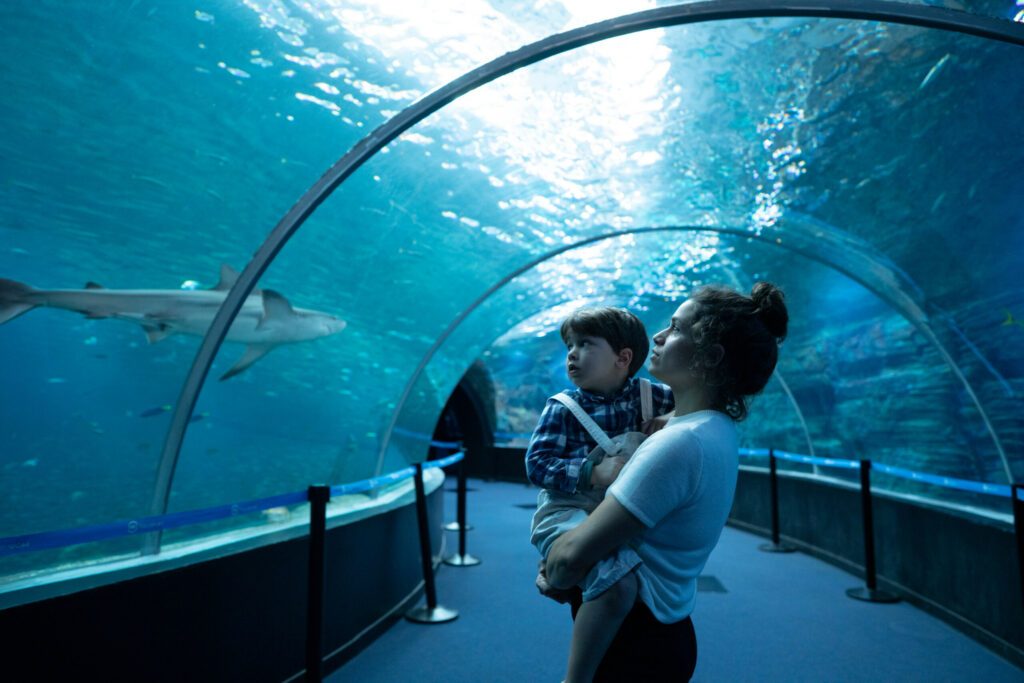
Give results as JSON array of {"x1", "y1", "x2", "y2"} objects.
[{"x1": 1, "y1": 1, "x2": 1022, "y2": 581}]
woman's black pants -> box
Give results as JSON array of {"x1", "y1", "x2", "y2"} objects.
[{"x1": 570, "y1": 590, "x2": 697, "y2": 681}]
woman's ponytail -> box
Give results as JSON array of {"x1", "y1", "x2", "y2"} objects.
[
  {"x1": 751, "y1": 282, "x2": 788, "y2": 341},
  {"x1": 689, "y1": 282, "x2": 790, "y2": 421}
]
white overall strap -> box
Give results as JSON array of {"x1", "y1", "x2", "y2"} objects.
[
  {"x1": 639, "y1": 378, "x2": 653, "y2": 423},
  {"x1": 551, "y1": 393, "x2": 621, "y2": 455}
]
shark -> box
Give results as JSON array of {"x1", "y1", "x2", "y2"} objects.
[{"x1": 0, "y1": 265, "x2": 347, "y2": 380}]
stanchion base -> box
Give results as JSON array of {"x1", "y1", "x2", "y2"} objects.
[
  {"x1": 846, "y1": 587, "x2": 900, "y2": 603},
  {"x1": 405, "y1": 604, "x2": 459, "y2": 623},
  {"x1": 758, "y1": 542, "x2": 797, "y2": 554},
  {"x1": 444, "y1": 553, "x2": 481, "y2": 567},
  {"x1": 443, "y1": 522, "x2": 473, "y2": 532}
]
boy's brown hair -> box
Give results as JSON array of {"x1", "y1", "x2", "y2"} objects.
[{"x1": 560, "y1": 307, "x2": 649, "y2": 377}]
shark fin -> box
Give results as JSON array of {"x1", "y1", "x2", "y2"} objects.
[
  {"x1": 212, "y1": 264, "x2": 262, "y2": 295},
  {"x1": 142, "y1": 323, "x2": 173, "y2": 344},
  {"x1": 0, "y1": 278, "x2": 36, "y2": 324},
  {"x1": 220, "y1": 344, "x2": 274, "y2": 381},
  {"x1": 85, "y1": 282, "x2": 105, "y2": 289},
  {"x1": 257, "y1": 289, "x2": 295, "y2": 330},
  {"x1": 212, "y1": 264, "x2": 239, "y2": 291}
]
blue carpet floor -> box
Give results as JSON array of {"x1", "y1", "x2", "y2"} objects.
[{"x1": 330, "y1": 479, "x2": 1023, "y2": 682}]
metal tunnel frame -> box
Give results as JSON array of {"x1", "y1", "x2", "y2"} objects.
[{"x1": 147, "y1": 0, "x2": 1024, "y2": 552}]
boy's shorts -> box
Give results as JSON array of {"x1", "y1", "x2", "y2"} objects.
[{"x1": 532, "y1": 488, "x2": 642, "y2": 602}]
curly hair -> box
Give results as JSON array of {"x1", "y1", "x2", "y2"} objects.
[
  {"x1": 688, "y1": 282, "x2": 789, "y2": 421},
  {"x1": 560, "y1": 307, "x2": 649, "y2": 377}
]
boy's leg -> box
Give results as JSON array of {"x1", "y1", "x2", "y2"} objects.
[{"x1": 565, "y1": 571, "x2": 638, "y2": 683}]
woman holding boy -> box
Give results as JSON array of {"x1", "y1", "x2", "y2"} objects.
[{"x1": 538, "y1": 282, "x2": 789, "y2": 681}]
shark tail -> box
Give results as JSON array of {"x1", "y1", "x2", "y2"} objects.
[{"x1": 0, "y1": 278, "x2": 37, "y2": 325}]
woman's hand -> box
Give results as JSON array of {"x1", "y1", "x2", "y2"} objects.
[
  {"x1": 641, "y1": 413, "x2": 671, "y2": 436},
  {"x1": 535, "y1": 559, "x2": 576, "y2": 604},
  {"x1": 545, "y1": 495, "x2": 645, "y2": 589}
]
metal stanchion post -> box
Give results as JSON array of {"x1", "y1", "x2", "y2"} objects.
[
  {"x1": 759, "y1": 449, "x2": 795, "y2": 553},
  {"x1": 305, "y1": 484, "x2": 330, "y2": 682},
  {"x1": 406, "y1": 462, "x2": 458, "y2": 623},
  {"x1": 444, "y1": 443, "x2": 474, "y2": 532},
  {"x1": 846, "y1": 460, "x2": 899, "y2": 603},
  {"x1": 1013, "y1": 484, "x2": 1024, "y2": 613},
  {"x1": 445, "y1": 448, "x2": 480, "y2": 566}
]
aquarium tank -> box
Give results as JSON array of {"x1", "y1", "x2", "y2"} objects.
[{"x1": 1, "y1": 0, "x2": 1022, "y2": 590}]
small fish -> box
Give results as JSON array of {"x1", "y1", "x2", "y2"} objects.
[
  {"x1": 132, "y1": 174, "x2": 172, "y2": 190},
  {"x1": 1002, "y1": 311, "x2": 1024, "y2": 328},
  {"x1": 140, "y1": 405, "x2": 172, "y2": 417},
  {"x1": 262, "y1": 506, "x2": 290, "y2": 523},
  {"x1": 22, "y1": 459, "x2": 38, "y2": 467},
  {"x1": 919, "y1": 53, "x2": 951, "y2": 90},
  {"x1": 140, "y1": 405, "x2": 209, "y2": 422}
]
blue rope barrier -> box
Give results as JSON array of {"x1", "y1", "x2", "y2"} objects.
[
  {"x1": 772, "y1": 450, "x2": 861, "y2": 470},
  {"x1": 0, "y1": 451, "x2": 465, "y2": 558},
  {"x1": 738, "y1": 450, "x2": 1013, "y2": 499},
  {"x1": 0, "y1": 489, "x2": 307, "y2": 557},
  {"x1": 2, "y1": 447, "x2": 1008, "y2": 558},
  {"x1": 873, "y1": 463, "x2": 1012, "y2": 499},
  {"x1": 427, "y1": 451, "x2": 465, "y2": 469}
]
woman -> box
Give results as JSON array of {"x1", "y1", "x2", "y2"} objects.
[{"x1": 542, "y1": 282, "x2": 789, "y2": 681}]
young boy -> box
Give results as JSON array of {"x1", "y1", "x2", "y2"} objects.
[{"x1": 525, "y1": 307, "x2": 673, "y2": 683}]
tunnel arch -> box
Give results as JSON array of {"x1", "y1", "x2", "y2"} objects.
[
  {"x1": 375, "y1": 224, "x2": 1010, "y2": 481},
  {"x1": 148, "y1": 1, "x2": 1024, "y2": 543}
]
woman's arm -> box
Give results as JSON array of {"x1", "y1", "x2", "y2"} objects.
[{"x1": 544, "y1": 494, "x2": 646, "y2": 589}]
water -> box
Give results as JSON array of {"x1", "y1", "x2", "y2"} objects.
[{"x1": 1, "y1": 0, "x2": 1022, "y2": 582}]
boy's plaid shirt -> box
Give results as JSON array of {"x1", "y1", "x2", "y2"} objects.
[{"x1": 524, "y1": 377, "x2": 674, "y2": 494}]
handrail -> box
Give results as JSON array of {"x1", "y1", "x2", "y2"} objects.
[
  {"x1": 0, "y1": 450, "x2": 463, "y2": 559},
  {"x1": 151, "y1": 0, "x2": 1024, "y2": 556}
]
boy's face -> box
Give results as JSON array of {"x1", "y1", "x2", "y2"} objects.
[{"x1": 563, "y1": 329, "x2": 631, "y2": 397}]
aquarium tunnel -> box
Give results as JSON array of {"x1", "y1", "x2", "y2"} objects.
[{"x1": 1, "y1": 0, "x2": 1023, "y2": 680}]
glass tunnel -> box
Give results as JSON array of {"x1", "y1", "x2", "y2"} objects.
[{"x1": 1, "y1": 0, "x2": 1023, "y2": 593}]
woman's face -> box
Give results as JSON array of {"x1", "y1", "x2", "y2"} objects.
[{"x1": 649, "y1": 299, "x2": 700, "y2": 387}]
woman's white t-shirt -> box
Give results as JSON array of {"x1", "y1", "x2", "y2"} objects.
[{"x1": 607, "y1": 410, "x2": 738, "y2": 623}]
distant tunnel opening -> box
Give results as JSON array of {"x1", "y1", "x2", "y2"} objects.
[{"x1": 432, "y1": 361, "x2": 528, "y2": 482}]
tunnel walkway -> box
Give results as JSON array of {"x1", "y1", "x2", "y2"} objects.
[{"x1": 333, "y1": 479, "x2": 1021, "y2": 682}]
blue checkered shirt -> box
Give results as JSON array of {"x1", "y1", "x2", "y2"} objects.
[{"x1": 524, "y1": 377, "x2": 674, "y2": 494}]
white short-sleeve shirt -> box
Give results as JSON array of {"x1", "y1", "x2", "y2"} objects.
[{"x1": 607, "y1": 410, "x2": 738, "y2": 623}]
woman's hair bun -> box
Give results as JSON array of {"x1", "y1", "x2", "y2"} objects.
[{"x1": 751, "y1": 282, "x2": 788, "y2": 341}]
